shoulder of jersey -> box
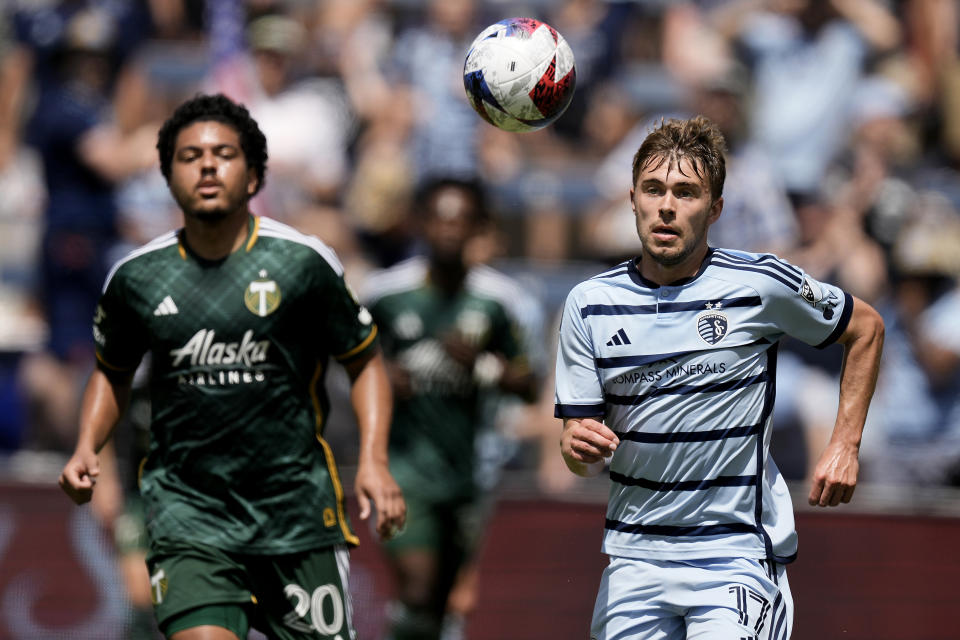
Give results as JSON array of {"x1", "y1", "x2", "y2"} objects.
[
  {"x1": 567, "y1": 260, "x2": 635, "y2": 298},
  {"x1": 255, "y1": 216, "x2": 344, "y2": 274},
  {"x1": 361, "y1": 256, "x2": 428, "y2": 305},
  {"x1": 708, "y1": 248, "x2": 804, "y2": 293},
  {"x1": 466, "y1": 263, "x2": 534, "y2": 318},
  {"x1": 102, "y1": 230, "x2": 180, "y2": 292}
]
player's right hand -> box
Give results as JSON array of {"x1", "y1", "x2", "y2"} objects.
[
  {"x1": 58, "y1": 449, "x2": 100, "y2": 505},
  {"x1": 355, "y1": 461, "x2": 407, "y2": 541},
  {"x1": 561, "y1": 418, "x2": 619, "y2": 477}
]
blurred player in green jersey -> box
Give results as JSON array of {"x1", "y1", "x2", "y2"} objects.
[
  {"x1": 364, "y1": 178, "x2": 540, "y2": 640},
  {"x1": 59, "y1": 93, "x2": 406, "y2": 640}
]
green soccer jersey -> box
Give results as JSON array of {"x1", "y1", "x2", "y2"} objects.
[
  {"x1": 94, "y1": 216, "x2": 377, "y2": 554},
  {"x1": 364, "y1": 258, "x2": 528, "y2": 502}
]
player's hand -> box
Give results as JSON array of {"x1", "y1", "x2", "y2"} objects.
[
  {"x1": 561, "y1": 418, "x2": 619, "y2": 477},
  {"x1": 808, "y1": 440, "x2": 860, "y2": 507},
  {"x1": 59, "y1": 449, "x2": 100, "y2": 505},
  {"x1": 442, "y1": 333, "x2": 480, "y2": 369},
  {"x1": 355, "y1": 461, "x2": 407, "y2": 541}
]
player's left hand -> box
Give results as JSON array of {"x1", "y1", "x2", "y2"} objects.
[
  {"x1": 355, "y1": 462, "x2": 407, "y2": 541},
  {"x1": 808, "y1": 440, "x2": 860, "y2": 507},
  {"x1": 442, "y1": 333, "x2": 480, "y2": 368}
]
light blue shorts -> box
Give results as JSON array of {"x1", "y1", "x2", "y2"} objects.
[{"x1": 590, "y1": 556, "x2": 793, "y2": 640}]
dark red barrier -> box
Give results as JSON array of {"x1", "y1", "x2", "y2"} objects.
[
  {"x1": 349, "y1": 497, "x2": 960, "y2": 640},
  {"x1": 1, "y1": 481, "x2": 958, "y2": 639}
]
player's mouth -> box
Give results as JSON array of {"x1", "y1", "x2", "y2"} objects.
[
  {"x1": 651, "y1": 225, "x2": 680, "y2": 241},
  {"x1": 196, "y1": 180, "x2": 223, "y2": 197}
]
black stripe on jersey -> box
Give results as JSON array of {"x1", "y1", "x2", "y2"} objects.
[
  {"x1": 596, "y1": 338, "x2": 772, "y2": 370},
  {"x1": 710, "y1": 260, "x2": 799, "y2": 291},
  {"x1": 713, "y1": 250, "x2": 803, "y2": 283},
  {"x1": 590, "y1": 262, "x2": 632, "y2": 280},
  {"x1": 615, "y1": 422, "x2": 761, "y2": 443},
  {"x1": 596, "y1": 350, "x2": 689, "y2": 369},
  {"x1": 605, "y1": 372, "x2": 769, "y2": 406},
  {"x1": 609, "y1": 471, "x2": 756, "y2": 491},
  {"x1": 580, "y1": 296, "x2": 761, "y2": 318},
  {"x1": 710, "y1": 256, "x2": 802, "y2": 291},
  {"x1": 590, "y1": 268, "x2": 629, "y2": 280},
  {"x1": 756, "y1": 347, "x2": 777, "y2": 562},
  {"x1": 604, "y1": 519, "x2": 759, "y2": 537},
  {"x1": 657, "y1": 296, "x2": 762, "y2": 313},
  {"x1": 581, "y1": 303, "x2": 657, "y2": 318},
  {"x1": 554, "y1": 402, "x2": 606, "y2": 418}
]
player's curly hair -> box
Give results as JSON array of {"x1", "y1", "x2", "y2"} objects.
[
  {"x1": 156, "y1": 93, "x2": 268, "y2": 195},
  {"x1": 631, "y1": 116, "x2": 727, "y2": 203}
]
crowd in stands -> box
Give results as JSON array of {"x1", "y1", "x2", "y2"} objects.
[{"x1": 1, "y1": 0, "x2": 960, "y2": 496}]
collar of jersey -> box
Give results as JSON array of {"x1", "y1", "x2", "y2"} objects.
[
  {"x1": 628, "y1": 247, "x2": 717, "y2": 289},
  {"x1": 177, "y1": 214, "x2": 260, "y2": 264}
]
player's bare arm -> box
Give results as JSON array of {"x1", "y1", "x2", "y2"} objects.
[
  {"x1": 808, "y1": 295, "x2": 885, "y2": 507},
  {"x1": 59, "y1": 368, "x2": 132, "y2": 505},
  {"x1": 561, "y1": 417, "x2": 620, "y2": 478},
  {"x1": 344, "y1": 349, "x2": 407, "y2": 540}
]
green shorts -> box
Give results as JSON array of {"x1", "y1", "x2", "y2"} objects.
[
  {"x1": 145, "y1": 542, "x2": 355, "y2": 639},
  {"x1": 381, "y1": 493, "x2": 485, "y2": 560}
]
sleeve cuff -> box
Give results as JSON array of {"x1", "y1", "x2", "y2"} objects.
[
  {"x1": 815, "y1": 292, "x2": 853, "y2": 349},
  {"x1": 333, "y1": 325, "x2": 379, "y2": 363},
  {"x1": 554, "y1": 402, "x2": 606, "y2": 419}
]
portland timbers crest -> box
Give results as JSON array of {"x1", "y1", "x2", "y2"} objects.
[
  {"x1": 244, "y1": 270, "x2": 281, "y2": 317},
  {"x1": 697, "y1": 302, "x2": 728, "y2": 345}
]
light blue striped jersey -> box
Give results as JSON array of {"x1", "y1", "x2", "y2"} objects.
[{"x1": 554, "y1": 249, "x2": 853, "y2": 563}]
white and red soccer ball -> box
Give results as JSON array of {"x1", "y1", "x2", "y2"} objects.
[{"x1": 463, "y1": 17, "x2": 577, "y2": 133}]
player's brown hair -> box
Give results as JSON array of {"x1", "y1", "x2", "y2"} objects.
[{"x1": 631, "y1": 116, "x2": 727, "y2": 203}]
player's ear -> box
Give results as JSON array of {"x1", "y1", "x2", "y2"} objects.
[
  {"x1": 247, "y1": 167, "x2": 259, "y2": 196},
  {"x1": 629, "y1": 188, "x2": 636, "y2": 212},
  {"x1": 708, "y1": 196, "x2": 723, "y2": 224}
]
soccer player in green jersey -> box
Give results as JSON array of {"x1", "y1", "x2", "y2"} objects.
[
  {"x1": 58, "y1": 93, "x2": 406, "y2": 640},
  {"x1": 364, "y1": 178, "x2": 540, "y2": 640}
]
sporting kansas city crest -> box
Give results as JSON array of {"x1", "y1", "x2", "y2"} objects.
[
  {"x1": 696, "y1": 302, "x2": 729, "y2": 345},
  {"x1": 799, "y1": 274, "x2": 823, "y2": 305},
  {"x1": 244, "y1": 270, "x2": 281, "y2": 317}
]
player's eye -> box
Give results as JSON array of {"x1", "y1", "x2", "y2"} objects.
[{"x1": 216, "y1": 146, "x2": 239, "y2": 159}]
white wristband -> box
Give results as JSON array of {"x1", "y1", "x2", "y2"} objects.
[{"x1": 473, "y1": 352, "x2": 505, "y2": 387}]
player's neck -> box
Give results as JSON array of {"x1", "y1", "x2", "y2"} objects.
[
  {"x1": 638, "y1": 245, "x2": 709, "y2": 286},
  {"x1": 181, "y1": 209, "x2": 252, "y2": 261},
  {"x1": 428, "y1": 259, "x2": 467, "y2": 295}
]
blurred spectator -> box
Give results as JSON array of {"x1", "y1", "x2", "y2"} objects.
[
  {"x1": 388, "y1": 0, "x2": 484, "y2": 183},
  {"x1": 862, "y1": 208, "x2": 960, "y2": 486},
  {"x1": 693, "y1": 62, "x2": 798, "y2": 254},
  {"x1": 14, "y1": 3, "x2": 157, "y2": 451},
  {"x1": 244, "y1": 13, "x2": 361, "y2": 261},
  {"x1": 545, "y1": 0, "x2": 635, "y2": 142},
  {"x1": 711, "y1": 0, "x2": 901, "y2": 197},
  {"x1": 826, "y1": 75, "x2": 920, "y2": 254}
]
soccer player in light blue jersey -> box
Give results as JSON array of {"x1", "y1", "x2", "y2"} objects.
[{"x1": 555, "y1": 116, "x2": 884, "y2": 640}]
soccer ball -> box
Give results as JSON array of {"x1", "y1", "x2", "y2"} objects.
[{"x1": 463, "y1": 17, "x2": 576, "y2": 133}]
